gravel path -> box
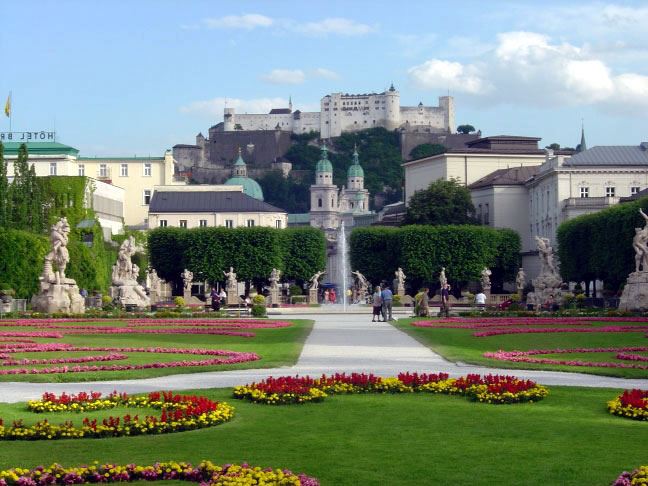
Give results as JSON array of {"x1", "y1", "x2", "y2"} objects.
[{"x1": 1, "y1": 313, "x2": 647, "y2": 402}]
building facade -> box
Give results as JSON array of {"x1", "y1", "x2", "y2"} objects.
[
  {"x1": 147, "y1": 185, "x2": 286, "y2": 229},
  {"x1": 222, "y1": 85, "x2": 454, "y2": 139}
]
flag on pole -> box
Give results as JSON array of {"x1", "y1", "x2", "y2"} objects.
[{"x1": 3, "y1": 93, "x2": 10, "y2": 118}]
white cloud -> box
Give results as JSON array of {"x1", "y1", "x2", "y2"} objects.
[
  {"x1": 261, "y1": 69, "x2": 306, "y2": 85},
  {"x1": 408, "y1": 59, "x2": 489, "y2": 94},
  {"x1": 180, "y1": 97, "x2": 290, "y2": 117},
  {"x1": 294, "y1": 17, "x2": 376, "y2": 36},
  {"x1": 203, "y1": 14, "x2": 273, "y2": 30},
  {"x1": 407, "y1": 30, "x2": 648, "y2": 112},
  {"x1": 311, "y1": 67, "x2": 340, "y2": 80}
]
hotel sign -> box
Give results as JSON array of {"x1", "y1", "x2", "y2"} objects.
[{"x1": 0, "y1": 131, "x2": 56, "y2": 142}]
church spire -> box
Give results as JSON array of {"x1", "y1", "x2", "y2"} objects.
[
  {"x1": 578, "y1": 122, "x2": 587, "y2": 153},
  {"x1": 289, "y1": 95, "x2": 292, "y2": 112}
]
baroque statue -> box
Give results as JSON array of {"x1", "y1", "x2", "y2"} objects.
[
  {"x1": 439, "y1": 267, "x2": 447, "y2": 288},
  {"x1": 309, "y1": 270, "x2": 326, "y2": 290},
  {"x1": 516, "y1": 267, "x2": 526, "y2": 292},
  {"x1": 269, "y1": 268, "x2": 281, "y2": 289},
  {"x1": 620, "y1": 208, "x2": 648, "y2": 311},
  {"x1": 223, "y1": 267, "x2": 237, "y2": 288},
  {"x1": 480, "y1": 267, "x2": 492, "y2": 290}
]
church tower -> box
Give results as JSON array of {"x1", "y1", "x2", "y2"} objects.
[
  {"x1": 309, "y1": 144, "x2": 339, "y2": 229},
  {"x1": 340, "y1": 145, "x2": 370, "y2": 212}
]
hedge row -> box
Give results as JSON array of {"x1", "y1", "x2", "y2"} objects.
[
  {"x1": 557, "y1": 197, "x2": 648, "y2": 289},
  {"x1": 350, "y1": 225, "x2": 520, "y2": 291},
  {"x1": 148, "y1": 226, "x2": 326, "y2": 285}
]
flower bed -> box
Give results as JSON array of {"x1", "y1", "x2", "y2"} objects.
[
  {"x1": 0, "y1": 344, "x2": 259, "y2": 375},
  {"x1": 607, "y1": 389, "x2": 648, "y2": 421},
  {"x1": 484, "y1": 347, "x2": 648, "y2": 370},
  {"x1": 233, "y1": 372, "x2": 548, "y2": 405},
  {"x1": 611, "y1": 465, "x2": 648, "y2": 485},
  {"x1": 0, "y1": 460, "x2": 319, "y2": 486},
  {"x1": 0, "y1": 391, "x2": 235, "y2": 440}
]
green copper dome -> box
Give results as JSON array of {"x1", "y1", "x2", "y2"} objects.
[
  {"x1": 347, "y1": 146, "x2": 364, "y2": 177},
  {"x1": 316, "y1": 144, "x2": 333, "y2": 173},
  {"x1": 225, "y1": 177, "x2": 264, "y2": 201}
]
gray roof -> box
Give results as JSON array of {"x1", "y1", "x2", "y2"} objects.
[
  {"x1": 149, "y1": 190, "x2": 285, "y2": 213},
  {"x1": 469, "y1": 166, "x2": 540, "y2": 189},
  {"x1": 565, "y1": 144, "x2": 648, "y2": 166}
]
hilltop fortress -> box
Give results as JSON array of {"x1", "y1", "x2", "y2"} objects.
[{"x1": 224, "y1": 84, "x2": 454, "y2": 138}]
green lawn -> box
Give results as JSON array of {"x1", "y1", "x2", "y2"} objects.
[
  {"x1": 393, "y1": 318, "x2": 648, "y2": 378},
  {"x1": 0, "y1": 319, "x2": 313, "y2": 382},
  {"x1": 0, "y1": 386, "x2": 645, "y2": 485}
]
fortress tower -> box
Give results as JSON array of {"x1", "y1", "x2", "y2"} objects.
[{"x1": 384, "y1": 83, "x2": 401, "y2": 131}]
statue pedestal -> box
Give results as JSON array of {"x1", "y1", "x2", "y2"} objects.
[
  {"x1": 226, "y1": 285, "x2": 239, "y2": 306},
  {"x1": 32, "y1": 281, "x2": 85, "y2": 314},
  {"x1": 396, "y1": 285, "x2": 405, "y2": 298},
  {"x1": 110, "y1": 280, "x2": 150, "y2": 309},
  {"x1": 309, "y1": 288, "x2": 318, "y2": 305},
  {"x1": 268, "y1": 288, "x2": 280, "y2": 306},
  {"x1": 183, "y1": 289, "x2": 192, "y2": 302},
  {"x1": 619, "y1": 271, "x2": 648, "y2": 311},
  {"x1": 526, "y1": 271, "x2": 563, "y2": 310}
]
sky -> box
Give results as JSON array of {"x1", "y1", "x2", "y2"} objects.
[{"x1": 1, "y1": 0, "x2": 647, "y2": 156}]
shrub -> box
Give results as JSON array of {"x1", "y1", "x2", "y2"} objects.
[
  {"x1": 174, "y1": 296, "x2": 185, "y2": 308},
  {"x1": 289, "y1": 284, "x2": 303, "y2": 296},
  {"x1": 252, "y1": 294, "x2": 266, "y2": 305},
  {"x1": 251, "y1": 304, "x2": 266, "y2": 317}
]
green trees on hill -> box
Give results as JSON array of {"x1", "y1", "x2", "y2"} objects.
[
  {"x1": 257, "y1": 171, "x2": 310, "y2": 214},
  {"x1": 405, "y1": 179, "x2": 476, "y2": 225},
  {"x1": 409, "y1": 143, "x2": 446, "y2": 160}
]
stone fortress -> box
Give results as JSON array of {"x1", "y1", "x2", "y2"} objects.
[{"x1": 173, "y1": 85, "x2": 455, "y2": 183}]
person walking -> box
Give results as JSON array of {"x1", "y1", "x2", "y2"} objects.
[
  {"x1": 381, "y1": 285, "x2": 393, "y2": 321},
  {"x1": 210, "y1": 287, "x2": 221, "y2": 311},
  {"x1": 372, "y1": 286, "x2": 383, "y2": 322},
  {"x1": 475, "y1": 290, "x2": 486, "y2": 311}
]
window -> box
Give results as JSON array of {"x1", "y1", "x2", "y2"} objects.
[
  {"x1": 159, "y1": 220, "x2": 167, "y2": 227},
  {"x1": 143, "y1": 190, "x2": 151, "y2": 205},
  {"x1": 144, "y1": 163, "x2": 152, "y2": 176},
  {"x1": 606, "y1": 186, "x2": 616, "y2": 197},
  {"x1": 579, "y1": 187, "x2": 589, "y2": 198},
  {"x1": 78, "y1": 164, "x2": 85, "y2": 176},
  {"x1": 120, "y1": 164, "x2": 128, "y2": 177},
  {"x1": 632, "y1": 186, "x2": 641, "y2": 195},
  {"x1": 49, "y1": 162, "x2": 57, "y2": 176},
  {"x1": 179, "y1": 220, "x2": 187, "y2": 228},
  {"x1": 199, "y1": 219, "x2": 207, "y2": 227},
  {"x1": 247, "y1": 219, "x2": 255, "y2": 227},
  {"x1": 225, "y1": 219, "x2": 234, "y2": 228},
  {"x1": 318, "y1": 198, "x2": 322, "y2": 208},
  {"x1": 275, "y1": 220, "x2": 282, "y2": 229},
  {"x1": 99, "y1": 164, "x2": 107, "y2": 177},
  {"x1": 484, "y1": 203, "x2": 490, "y2": 225}
]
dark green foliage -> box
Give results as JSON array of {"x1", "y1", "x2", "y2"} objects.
[
  {"x1": 0, "y1": 143, "x2": 8, "y2": 227},
  {"x1": 405, "y1": 179, "x2": 476, "y2": 225},
  {"x1": 349, "y1": 227, "x2": 401, "y2": 286},
  {"x1": 257, "y1": 171, "x2": 310, "y2": 213},
  {"x1": 148, "y1": 227, "x2": 326, "y2": 288},
  {"x1": 557, "y1": 197, "x2": 648, "y2": 289},
  {"x1": 351, "y1": 225, "x2": 520, "y2": 291},
  {"x1": 457, "y1": 124, "x2": 476, "y2": 134},
  {"x1": 9, "y1": 144, "x2": 32, "y2": 230},
  {"x1": 0, "y1": 229, "x2": 49, "y2": 298},
  {"x1": 409, "y1": 143, "x2": 446, "y2": 160},
  {"x1": 284, "y1": 143, "x2": 321, "y2": 170},
  {"x1": 282, "y1": 227, "x2": 327, "y2": 283}
]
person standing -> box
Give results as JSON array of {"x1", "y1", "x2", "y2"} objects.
[
  {"x1": 210, "y1": 287, "x2": 221, "y2": 311},
  {"x1": 381, "y1": 285, "x2": 393, "y2": 321},
  {"x1": 441, "y1": 284, "x2": 451, "y2": 317},
  {"x1": 419, "y1": 287, "x2": 429, "y2": 317},
  {"x1": 329, "y1": 288, "x2": 337, "y2": 304},
  {"x1": 372, "y1": 286, "x2": 383, "y2": 322},
  {"x1": 324, "y1": 289, "x2": 330, "y2": 304},
  {"x1": 475, "y1": 290, "x2": 486, "y2": 311}
]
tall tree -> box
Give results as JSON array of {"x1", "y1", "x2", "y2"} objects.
[
  {"x1": 9, "y1": 144, "x2": 30, "y2": 230},
  {"x1": 405, "y1": 178, "x2": 476, "y2": 225},
  {"x1": 28, "y1": 164, "x2": 43, "y2": 232},
  {"x1": 0, "y1": 142, "x2": 8, "y2": 227}
]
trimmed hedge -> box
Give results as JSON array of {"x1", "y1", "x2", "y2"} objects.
[
  {"x1": 557, "y1": 196, "x2": 648, "y2": 289},
  {"x1": 0, "y1": 229, "x2": 49, "y2": 298},
  {"x1": 148, "y1": 226, "x2": 326, "y2": 286},
  {"x1": 350, "y1": 225, "x2": 520, "y2": 291}
]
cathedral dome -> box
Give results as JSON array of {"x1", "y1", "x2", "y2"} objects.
[
  {"x1": 348, "y1": 163, "x2": 364, "y2": 178},
  {"x1": 316, "y1": 144, "x2": 333, "y2": 173},
  {"x1": 225, "y1": 177, "x2": 264, "y2": 201}
]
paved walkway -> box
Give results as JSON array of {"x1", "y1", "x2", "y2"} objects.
[{"x1": 2, "y1": 314, "x2": 648, "y2": 403}]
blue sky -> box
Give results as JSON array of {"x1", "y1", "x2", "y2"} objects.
[{"x1": 1, "y1": 0, "x2": 647, "y2": 156}]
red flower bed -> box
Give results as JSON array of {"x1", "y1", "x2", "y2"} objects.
[
  {"x1": 607, "y1": 389, "x2": 648, "y2": 421},
  {"x1": 484, "y1": 347, "x2": 648, "y2": 369}
]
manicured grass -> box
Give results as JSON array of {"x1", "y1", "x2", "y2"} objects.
[
  {"x1": 0, "y1": 319, "x2": 313, "y2": 382},
  {"x1": 0, "y1": 386, "x2": 645, "y2": 485},
  {"x1": 393, "y1": 318, "x2": 648, "y2": 378}
]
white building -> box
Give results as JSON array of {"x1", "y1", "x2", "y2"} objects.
[
  {"x1": 223, "y1": 85, "x2": 454, "y2": 139},
  {"x1": 402, "y1": 135, "x2": 556, "y2": 202},
  {"x1": 147, "y1": 185, "x2": 287, "y2": 230},
  {"x1": 2, "y1": 141, "x2": 184, "y2": 229}
]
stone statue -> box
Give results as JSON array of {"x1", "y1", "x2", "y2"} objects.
[
  {"x1": 439, "y1": 267, "x2": 447, "y2": 288},
  {"x1": 620, "y1": 209, "x2": 648, "y2": 311},
  {"x1": 516, "y1": 268, "x2": 526, "y2": 292},
  {"x1": 223, "y1": 267, "x2": 237, "y2": 288},
  {"x1": 31, "y1": 217, "x2": 85, "y2": 314},
  {"x1": 309, "y1": 270, "x2": 326, "y2": 290},
  {"x1": 182, "y1": 269, "x2": 194, "y2": 291},
  {"x1": 269, "y1": 268, "x2": 281, "y2": 290},
  {"x1": 526, "y1": 236, "x2": 563, "y2": 310},
  {"x1": 107, "y1": 235, "x2": 150, "y2": 309},
  {"x1": 480, "y1": 267, "x2": 492, "y2": 290},
  {"x1": 395, "y1": 267, "x2": 406, "y2": 288},
  {"x1": 536, "y1": 236, "x2": 557, "y2": 276},
  {"x1": 352, "y1": 270, "x2": 369, "y2": 302},
  {"x1": 147, "y1": 268, "x2": 161, "y2": 302}
]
